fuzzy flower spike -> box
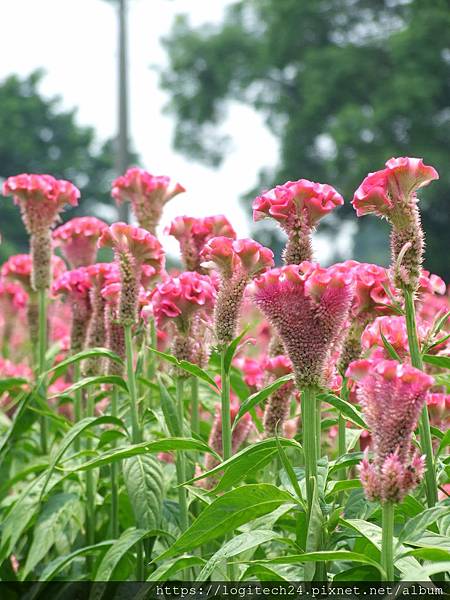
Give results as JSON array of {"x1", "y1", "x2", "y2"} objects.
[
  {"x1": 98, "y1": 223, "x2": 165, "y2": 327},
  {"x1": 2, "y1": 174, "x2": 79, "y2": 290},
  {"x1": 352, "y1": 158, "x2": 438, "y2": 291},
  {"x1": 252, "y1": 263, "x2": 353, "y2": 389},
  {"x1": 53, "y1": 217, "x2": 108, "y2": 268},
  {"x1": 253, "y1": 179, "x2": 343, "y2": 264},
  {"x1": 112, "y1": 167, "x2": 185, "y2": 234},
  {"x1": 201, "y1": 237, "x2": 274, "y2": 347},
  {"x1": 346, "y1": 358, "x2": 433, "y2": 503}
]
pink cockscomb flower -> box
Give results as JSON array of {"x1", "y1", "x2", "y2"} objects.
[
  {"x1": 99, "y1": 223, "x2": 165, "y2": 326},
  {"x1": 251, "y1": 263, "x2": 353, "y2": 388},
  {"x1": 233, "y1": 356, "x2": 265, "y2": 392},
  {"x1": 201, "y1": 237, "x2": 274, "y2": 346},
  {"x1": 53, "y1": 267, "x2": 92, "y2": 353},
  {"x1": 352, "y1": 158, "x2": 439, "y2": 291},
  {"x1": 167, "y1": 214, "x2": 236, "y2": 272},
  {"x1": 112, "y1": 167, "x2": 185, "y2": 234},
  {"x1": 2, "y1": 174, "x2": 80, "y2": 290},
  {"x1": 150, "y1": 271, "x2": 216, "y2": 369},
  {"x1": 262, "y1": 355, "x2": 295, "y2": 437},
  {"x1": 2, "y1": 254, "x2": 66, "y2": 294},
  {"x1": 253, "y1": 179, "x2": 343, "y2": 264},
  {"x1": 53, "y1": 217, "x2": 108, "y2": 268},
  {"x1": 346, "y1": 358, "x2": 433, "y2": 503},
  {"x1": 427, "y1": 393, "x2": 449, "y2": 429}
]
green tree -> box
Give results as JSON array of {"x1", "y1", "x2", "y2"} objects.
[
  {"x1": 160, "y1": 0, "x2": 450, "y2": 278},
  {"x1": 0, "y1": 71, "x2": 119, "y2": 259}
]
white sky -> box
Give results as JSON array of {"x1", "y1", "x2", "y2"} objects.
[{"x1": 0, "y1": 0, "x2": 340, "y2": 260}]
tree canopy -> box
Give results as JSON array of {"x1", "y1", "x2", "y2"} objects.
[
  {"x1": 0, "y1": 71, "x2": 119, "y2": 259},
  {"x1": 160, "y1": 0, "x2": 450, "y2": 278}
]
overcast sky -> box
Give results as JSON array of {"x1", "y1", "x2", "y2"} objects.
[{"x1": 0, "y1": 0, "x2": 344, "y2": 259}]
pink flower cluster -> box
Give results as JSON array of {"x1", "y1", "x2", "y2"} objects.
[
  {"x1": 167, "y1": 214, "x2": 236, "y2": 271},
  {"x1": 347, "y1": 358, "x2": 434, "y2": 503},
  {"x1": 112, "y1": 167, "x2": 185, "y2": 234},
  {"x1": 53, "y1": 217, "x2": 107, "y2": 268},
  {"x1": 252, "y1": 263, "x2": 353, "y2": 387},
  {"x1": 2, "y1": 254, "x2": 66, "y2": 294},
  {"x1": 253, "y1": 179, "x2": 343, "y2": 263}
]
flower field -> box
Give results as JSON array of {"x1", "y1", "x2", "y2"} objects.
[{"x1": 0, "y1": 159, "x2": 449, "y2": 586}]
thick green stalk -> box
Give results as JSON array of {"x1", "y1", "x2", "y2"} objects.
[
  {"x1": 85, "y1": 392, "x2": 96, "y2": 572},
  {"x1": 124, "y1": 325, "x2": 141, "y2": 444},
  {"x1": 176, "y1": 378, "x2": 189, "y2": 532},
  {"x1": 73, "y1": 362, "x2": 82, "y2": 453},
  {"x1": 38, "y1": 289, "x2": 48, "y2": 455},
  {"x1": 403, "y1": 287, "x2": 438, "y2": 506},
  {"x1": 191, "y1": 377, "x2": 199, "y2": 437},
  {"x1": 301, "y1": 386, "x2": 318, "y2": 509},
  {"x1": 220, "y1": 349, "x2": 232, "y2": 461},
  {"x1": 110, "y1": 386, "x2": 119, "y2": 539},
  {"x1": 381, "y1": 501, "x2": 395, "y2": 581},
  {"x1": 315, "y1": 396, "x2": 321, "y2": 458}
]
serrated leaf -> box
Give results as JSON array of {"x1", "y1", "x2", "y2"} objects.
[
  {"x1": 233, "y1": 375, "x2": 294, "y2": 427},
  {"x1": 155, "y1": 484, "x2": 294, "y2": 561},
  {"x1": 123, "y1": 454, "x2": 164, "y2": 532},
  {"x1": 94, "y1": 528, "x2": 149, "y2": 581}
]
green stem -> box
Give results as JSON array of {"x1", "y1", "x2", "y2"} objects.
[
  {"x1": 191, "y1": 377, "x2": 199, "y2": 437},
  {"x1": 337, "y1": 414, "x2": 346, "y2": 505},
  {"x1": 38, "y1": 289, "x2": 48, "y2": 455},
  {"x1": 73, "y1": 362, "x2": 82, "y2": 453},
  {"x1": 124, "y1": 325, "x2": 141, "y2": 444},
  {"x1": 381, "y1": 501, "x2": 395, "y2": 581},
  {"x1": 403, "y1": 287, "x2": 438, "y2": 507},
  {"x1": 315, "y1": 396, "x2": 321, "y2": 458},
  {"x1": 85, "y1": 392, "x2": 96, "y2": 573},
  {"x1": 220, "y1": 349, "x2": 232, "y2": 461},
  {"x1": 301, "y1": 386, "x2": 318, "y2": 510},
  {"x1": 110, "y1": 386, "x2": 119, "y2": 539},
  {"x1": 176, "y1": 378, "x2": 189, "y2": 532}
]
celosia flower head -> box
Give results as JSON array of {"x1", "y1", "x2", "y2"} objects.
[
  {"x1": 352, "y1": 158, "x2": 439, "y2": 291},
  {"x1": 233, "y1": 357, "x2": 266, "y2": 390},
  {"x1": 111, "y1": 167, "x2": 185, "y2": 234},
  {"x1": 252, "y1": 263, "x2": 353, "y2": 387},
  {"x1": 253, "y1": 179, "x2": 343, "y2": 263},
  {"x1": 167, "y1": 214, "x2": 236, "y2": 271},
  {"x1": 0, "y1": 281, "x2": 28, "y2": 310},
  {"x1": 150, "y1": 271, "x2": 216, "y2": 334},
  {"x1": 201, "y1": 237, "x2": 274, "y2": 345},
  {"x1": 2, "y1": 173, "x2": 80, "y2": 234},
  {"x1": 352, "y1": 158, "x2": 438, "y2": 219},
  {"x1": 346, "y1": 358, "x2": 433, "y2": 503},
  {"x1": 53, "y1": 216, "x2": 108, "y2": 268}
]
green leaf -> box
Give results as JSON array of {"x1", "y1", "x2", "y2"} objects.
[
  {"x1": 423, "y1": 354, "x2": 450, "y2": 369},
  {"x1": 240, "y1": 564, "x2": 288, "y2": 581},
  {"x1": 123, "y1": 455, "x2": 164, "y2": 532},
  {"x1": 438, "y1": 430, "x2": 450, "y2": 456},
  {"x1": 224, "y1": 329, "x2": 249, "y2": 374},
  {"x1": 233, "y1": 375, "x2": 294, "y2": 427},
  {"x1": 21, "y1": 493, "x2": 82, "y2": 579},
  {"x1": 399, "y1": 547, "x2": 450, "y2": 562},
  {"x1": 275, "y1": 431, "x2": 304, "y2": 505},
  {"x1": 155, "y1": 484, "x2": 295, "y2": 561},
  {"x1": 49, "y1": 375, "x2": 128, "y2": 397},
  {"x1": 319, "y1": 393, "x2": 367, "y2": 429},
  {"x1": 196, "y1": 530, "x2": 277, "y2": 581},
  {"x1": 325, "y1": 479, "x2": 362, "y2": 499},
  {"x1": 183, "y1": 438, "x2": 301, "y2": 492},
  {"x1": 150, "y1": 349, "x2": 219, "y2": 389},
  {"x1": 147, "y1": 556, "x2": 206, "y2": 581},
  {"x1": 39, "y1": 541, "x2": 113, "y2": 581},
  {"x1": 48, "y1": 347, "x2": 124, "y2": 383},
  {"x1": 400, "y1": 561, "x2": 450, "y2": 580},
  {"x1": 70, "y1": 438, "x2": 220, "y2": 472},
  {"x1": 40, "y1": 416, "x2": 126, "y2": 498},
  {"x1": 248, "y1": 551, "x2": 384, "y2": 576},
  {"x1": 329, "y1": 452, "x2": 364, "y2": 474},
  {"x1": 379, "y1": 328, "x2": 402, "y2": 361},
  {"x1": 94, "y1": 528, "x2": 149, "y2": 581},
  {"x1": 399, "y1": 506, "x2": 450, "y2": 543},
  {"x1": 158, "y1": 378, "x2": 182, "y2": 437},
  {"x1": 0, "y1": 377, "x2": 28, "y2": 392},
  {"x1": 0, "y1": 391, "x2": 35, "y2": 458}
]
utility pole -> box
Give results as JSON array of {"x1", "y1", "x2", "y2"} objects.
[{"x1": 116, "y1": 0, "x2": 130, "y2": 222}]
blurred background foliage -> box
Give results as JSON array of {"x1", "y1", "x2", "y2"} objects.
[
  {"x1": 159, "y1": 0, "x2": 450, "y2": 278},
  {"x1": 1, "y1": 0, "x2": 449, "y2": 278}
]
